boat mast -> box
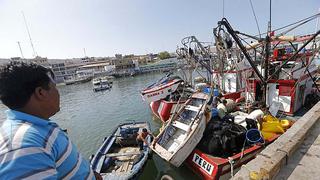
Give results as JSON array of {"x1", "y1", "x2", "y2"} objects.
[
  {"x1": 17, "y1": 41, "x2": 24, "y2": 58},
  {"x1": 263, "y1": 0, "x2": 272, "y2": 108},
  {"x1": 316, "y1": 8, "x2": 320, "y2": 33},
  {"x1": 22, "y1": 11, "x2": 37, "y2": 57}
]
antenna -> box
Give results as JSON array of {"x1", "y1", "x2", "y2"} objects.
[
  {"x1": 222, "y1": 0, "x2": 225, "y2": 18},
  {"x1": 17, "y1": 41, "x2": 24, "y2": 58},
  {"x1": 316, "y1": 8, "x2": 320, "y2": 32},
  {"x1": 268, "y1": 0, "x2": 272, "y2": 33},
  {"x1": 22, "y1": 11, "x2": 37, "y2": 57}
]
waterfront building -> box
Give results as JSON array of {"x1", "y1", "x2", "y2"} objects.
[
  {"x1": 80, "y1": 61, "x2": 115, "y2": 77},
  {"x1": 139, "y1": 58, "x2": 178, "y2": 73}
]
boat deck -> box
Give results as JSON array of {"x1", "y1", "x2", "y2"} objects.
[{"x1": 104, "y1": 146, "x2": 141, "y2": 173}]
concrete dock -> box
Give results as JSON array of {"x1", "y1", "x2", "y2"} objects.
[{"x1": 233, "y1": 102, "x2": 320, "y2": 180}]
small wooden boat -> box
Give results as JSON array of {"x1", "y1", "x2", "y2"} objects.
[
  {"x1": 141, "y1": 75, "x2": 183, "y2": 103},
  {"x1": 151, "y1": 92, "x2": 210, "y2": 167},
  {"x1": 91, "y1": 121, "x2": 152, "y2": 180}
]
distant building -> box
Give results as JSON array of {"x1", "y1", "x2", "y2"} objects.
[
  {"x1": 80, "y1": 61, "x2": 114, "y2": 76},
  {"x1": 111, "y1": 55, "x2": 135, "y2": 70},
  {"x1": 139, "y1": 58, "x2": 178, "y2": 73}
]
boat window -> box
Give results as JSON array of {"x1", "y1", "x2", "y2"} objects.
[
  {"x1": 189, "y1": 98, "x2": 205, "y2": 107},
  {"x1": 178, "y1": 110, "x2": 197, "y2": 124}
]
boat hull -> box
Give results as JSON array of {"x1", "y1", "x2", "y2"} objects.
[
  {"x1": 141, "y1": 79, "x2": 182, "y2": 103},
  {"x1": 150, "y1": 100, "x2": 186, "y2": 123},
  {"x1": 185, "y1": 135, "x2": 279, "y2": 180},
  {"x1": 93, "y1": 85, "x2": 111, "y2": 92},
  {"x1": 90, "y1": 121, "x2": 151, "y2": 180},
  {"x1": 151, "y1": 92, "x2": 209, "y2": 167},
  {"x1": 169, "y1": 117, "x2": 206, "y2": 167}
]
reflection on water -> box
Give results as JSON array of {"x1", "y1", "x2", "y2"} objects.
[{"x1": 0, "y1": 72, "x2": 200, "y2": 180}]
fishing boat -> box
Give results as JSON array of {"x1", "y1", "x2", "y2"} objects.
[
  {"x1": 65, "y1": 76, "x2": 92, "y2": 85},
  {"x1": 90, "y1": 121, "x2": 152, "y2": 180},
  {"x1": 92, "y1": 76, "x2": 112, "y2": 92},
  {"x1": 186, "y1": 112, "x2": 295, "y2": 180},
  {"x1": 186, "y1": 134, "x2": 279, "y2": 180},
  {"x1": 179, "y1": 14, "x2": 320, "y2": 179},
  {"x1": 151, "y1": 92, "x2": 210, "y2": 167},
  {"x1": 141, "y1": 74, "x2": 183, "y2": 103}
]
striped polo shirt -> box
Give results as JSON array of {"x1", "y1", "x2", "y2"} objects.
[{"x1": 0, "y1": 110, "x2": 95, "y2": 180}]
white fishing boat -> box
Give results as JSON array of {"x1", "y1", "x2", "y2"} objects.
[
  {"x1": 151, "y1": 92, "x2": 210, "y2": 167},
  {"x1": 92, "y1": 76, "x2": 112, "y2": 92},
  {"x1": 90, "y1": 121, "x2": 152, "y2": 180},
  {"x1": 141, "y1": 75, "x2": 183, "y2": 103}
]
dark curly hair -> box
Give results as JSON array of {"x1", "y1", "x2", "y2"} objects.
[{"x1": 0, "y1": 61, "x2": 54, "y2": 109}]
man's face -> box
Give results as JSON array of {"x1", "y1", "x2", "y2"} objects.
[{"x1": 46, "y1": 81, "x2": 60, "y2": 116}]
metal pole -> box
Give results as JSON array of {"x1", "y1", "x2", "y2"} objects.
[
  {"x1": 223, "y1": 0, "x2": 225, "y2": 18},
  {"x1": 289, "y1": 42, "x2": 320, "y2": 93},
  {"x1": 22, "y1": 11, "x2": 37, "y2": 57},
  {"x1": 269, "y1": 0, "x2": 272, "y2": 32},
  {"x1": 268, "y1": 30, "x2": 320, "y2": 80},
  {"x1": 264, "y1": 0, "x2": 272, "y2": 107},
  {"x1": 218, "y1": 18, "x2": 265, "y2": 83},
  {"x1": 17, "y1": 41, "x2": 24, "y2": 58},
  {"x1": 263, "y1": 35, "x2": 270, "y2": 106}
]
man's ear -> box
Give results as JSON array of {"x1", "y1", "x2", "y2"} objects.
[{"x1": 33, "y1": 87, "x2": 48, "y2": 101}]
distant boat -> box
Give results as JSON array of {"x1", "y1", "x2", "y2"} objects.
[
  {"x1": 151, "y1": 92, "x2": 210, "y2": 167},
  {"x1": 65, "y1": 76, "x2": 92, "y2": 85},
  {"x1": 92, "y1": 77, "x2": 112, "y2": 92},
  {"x1": 141, "y1": 75, "x2": 183, "y2": 103},
  {"x1": 90, "y1": 121, "x2": 152, "y2": 180}
]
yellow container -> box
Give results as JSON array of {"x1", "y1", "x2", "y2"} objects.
[
  {"x1": 280, "y1": 119, "x2": 291, "y2": 129},
  {"x1": 261, "y1": 122, "x2": 285, "y2": 134},
  {"x1": 261, "y1": 131, "x2": 276, "y2": 139}
]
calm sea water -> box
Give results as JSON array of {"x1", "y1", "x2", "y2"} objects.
[{"x1": 0, "y1": 72, "x2": 200, "y2": 180}]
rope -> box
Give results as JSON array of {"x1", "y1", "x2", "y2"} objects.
[
  {"x1": 248, "y1": 0, "x2": 261, "y2": 39},
  {"x1": 241, "y1": 12, "x2": 320, "y2": 40},
  {"x1": 228, "y1": 157, "x2": 234, "y2": 177}
]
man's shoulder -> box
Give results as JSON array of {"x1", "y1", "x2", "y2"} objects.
[{"x1": 2, "y1": 119, "x2": 65, "y2": 149}]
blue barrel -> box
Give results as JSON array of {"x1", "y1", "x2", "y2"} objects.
[
  {"x1": 213, "y1": 89, "x2": 219, "y2": 96},
  {"x1": 203, "y1": 87, "x2": 211, "y2": 94},
  {"x1": 211, "y1": 108, "x2": 218, "y2": 117},
  {"x1": 246, "y1": 129, "x2": 264, "y2": 144}
]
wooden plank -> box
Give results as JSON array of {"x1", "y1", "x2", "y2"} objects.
[
  {"x1": 122, "y1": 161, "x2": 130, "y2": 172},
  {"x1": 185, "y1": 105, "x2": 200, "y2": 112},
  {"x1": 105, "y1": 152, "x2": 140, "y2": 157},
  {"x1": 172, "y1": 121, "x2": 189, "y2": 131}
]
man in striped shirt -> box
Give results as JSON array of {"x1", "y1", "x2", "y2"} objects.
[{"x1": 0, "y1": 62, "x2": 101, "y2": 179}]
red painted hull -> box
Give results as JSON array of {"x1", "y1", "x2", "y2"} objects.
[
  {"x1": 150, "y1": 100, "x2": 161, "y2": 119},
  {"x1": 185, "y1": 135, "x2": 279, "y2": 180},
  {"x1": 150, "y1": 100, "x2": 186, "y2": 123},
  {"x1": 224, "y1": 91, "x2": 242, "y2": 101}
]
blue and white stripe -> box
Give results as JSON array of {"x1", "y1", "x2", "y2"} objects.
[{"x1": 0, "y1": 110, "x2": 95, "y2": 180}]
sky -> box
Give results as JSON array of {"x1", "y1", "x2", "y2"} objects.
[{"x1": 0, "y1": 0, "x2": 319, "y2": 59}]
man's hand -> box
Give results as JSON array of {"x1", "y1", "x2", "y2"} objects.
[{"x1": 94, "y1": 171, "x2": 103, "y2": 180}]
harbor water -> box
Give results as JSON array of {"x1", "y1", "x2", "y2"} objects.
[{"x1": 0, "y1": 72, "x2": 200, "y2": 180}]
